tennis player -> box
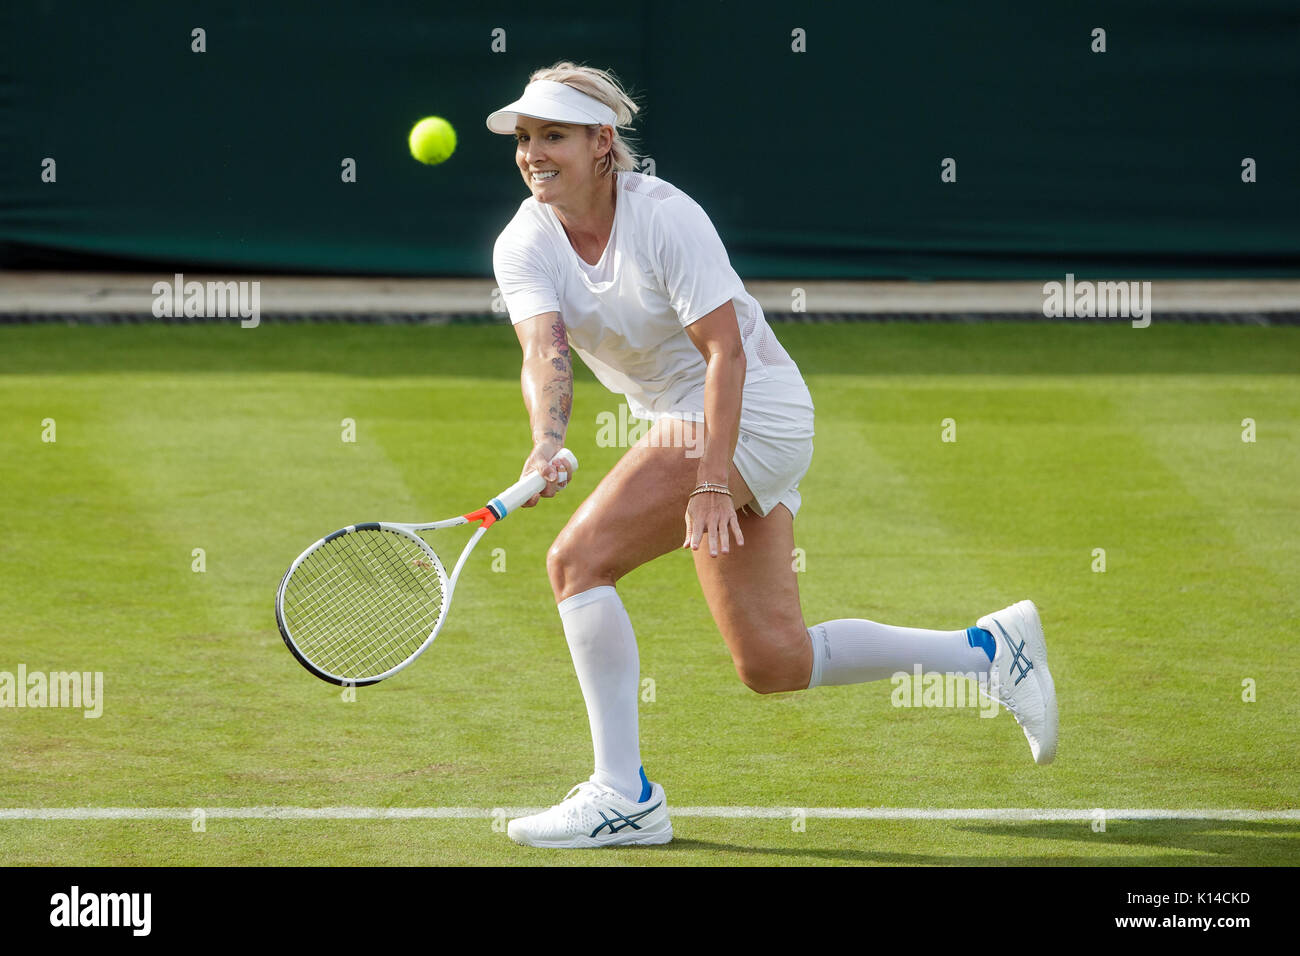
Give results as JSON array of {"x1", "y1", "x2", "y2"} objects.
[{"x1": 487, "y1": 63, "x2": 1058, "y2": 848}]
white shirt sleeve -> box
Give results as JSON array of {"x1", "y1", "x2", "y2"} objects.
[
  {"x1": 651, "y1": 195, "x2": 745, "y2": 327},
  {"x1": 492, "y1": 230, "x2": 561, "y2": 325}
]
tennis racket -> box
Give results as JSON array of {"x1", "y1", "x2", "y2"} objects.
[{"x1": 275, "y1": 448, "x2": 578, "y2": 686}]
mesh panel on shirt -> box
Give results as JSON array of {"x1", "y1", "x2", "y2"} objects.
[
  {"x1": 646, "y1": 180, "x2": 678, "y2": 201},
  {"x1": 623, "y1": 172, "x2": 679, "y2": 203},
  {"x1": 753, "y1": 324, "x2": 796, "y2": 370},
  {"x1": 740, "y1": 312, "x2": 756, "y2": 342},
  {"x1": 736, "y1": 304, "x2": 796, "y2": 373}
]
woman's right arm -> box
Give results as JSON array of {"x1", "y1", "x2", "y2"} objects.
[{"x1": 514, "y1": 310, "x2": 573, "y2": 506}]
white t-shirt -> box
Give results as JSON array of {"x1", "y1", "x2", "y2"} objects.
[{"x1": 492, "y1": 171, "x2": 812, "y2": 437}]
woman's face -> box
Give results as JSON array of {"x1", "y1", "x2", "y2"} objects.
[{"x1": 514, "y1": 117, "x2": 610, "y2": 202}]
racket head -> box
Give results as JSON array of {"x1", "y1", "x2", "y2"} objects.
[{"x1": 276, "y1": 522, "x2": 450, "y2": 686}]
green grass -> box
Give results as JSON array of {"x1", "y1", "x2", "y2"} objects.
[{"x1": 1, "y1": 322, "x2": 1297, "y2": 866}]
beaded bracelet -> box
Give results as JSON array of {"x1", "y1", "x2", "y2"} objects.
[{"x1": 689, "y1": 482, "x2": 732, "y2": 499}]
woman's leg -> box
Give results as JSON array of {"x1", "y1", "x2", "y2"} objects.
[
  {"x1": 545, "y1": 416, "x2": 1000, "y2": 802},
  {"x1": 691, "y1": 502, "x2": 1059, "y2": 772},
  {"x1": 690, "y1": 444, "x2": 1058, "y2": 767},
  {"x1": 690, "y1": 500, "x2": 811, "y2": 693},
  {"x1": 546, "y1": 416, "x2": 701, "y2": 603},
  {"x1": 544, "y1": 417, "x2": 705, "y2": 800},
  {"x1": 694, "y1": 501, "x2": 996, "y2": 693}
]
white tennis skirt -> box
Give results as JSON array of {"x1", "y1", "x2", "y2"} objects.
[{"x1": 651, "y1": 368, "x2": 815, "y2": 519}]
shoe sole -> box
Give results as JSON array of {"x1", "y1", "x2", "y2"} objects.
[
  {"x1": 1013, "y1": 600, "x2": 1057, "y2": 764},
  {"x1": 983, "y1": 600, "x2": 1058, "y2": 765},
  {"x1": 508, "y1": 819, "x2": 674, "y2": 849}
]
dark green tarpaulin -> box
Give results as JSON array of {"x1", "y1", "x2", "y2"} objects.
[{"x1": 2, "y1": 0, "x2": 1297, "y2": 278}]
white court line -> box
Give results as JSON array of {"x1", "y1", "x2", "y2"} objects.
[{"x1": 0, "y1": 808, "x2": 1296, "y2": 821}]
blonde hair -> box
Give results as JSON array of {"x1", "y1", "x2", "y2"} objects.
[{"x1": 527, "y1": 61, "x2": 641, "y2": 178}]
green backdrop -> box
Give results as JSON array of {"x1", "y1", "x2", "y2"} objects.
[{"x1": 2, "y1": 0, "x2": 1297, "y2": 278}]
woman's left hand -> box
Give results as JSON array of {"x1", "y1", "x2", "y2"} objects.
[{"x1": 682, "y1": 490, "x2": 745, "y2": 557}]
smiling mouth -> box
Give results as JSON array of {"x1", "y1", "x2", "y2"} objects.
[{"x1": 531, "y1": 170, "x2": 558, "y2": 183}]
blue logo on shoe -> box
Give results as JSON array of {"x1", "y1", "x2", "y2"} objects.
[
  {"x1": 992, "y1": 620, "x2": 1034, "y2": 686},
  {"x1": 590, "y1": 801, "x2": 662, "y2": 838}
]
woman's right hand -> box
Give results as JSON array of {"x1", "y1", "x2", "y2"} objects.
[{"x1": 520, "y1": 443, "x2": 571, "y2": 507}]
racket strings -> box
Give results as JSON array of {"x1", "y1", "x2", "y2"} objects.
[
  {"x1": 308, "y1": 533, "x2": 444, "y2": 674},
  {"x1": 297, "y1": 542, "x2": 430, "y2": 657},
  {"x1": 281, "y1": 529, "x2": 446, "y2": 680},
  {"x1": 291, "y1": 534, "x2": 442, "y2": 677}
]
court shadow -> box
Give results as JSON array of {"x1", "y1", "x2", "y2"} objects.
[{"x1": 662, "y1": 820, "x2": 1299, "y2": 866}]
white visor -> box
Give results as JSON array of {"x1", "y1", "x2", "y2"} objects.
[{"x1": 485, "y1": 79, "x2": 617, "y2": 135}]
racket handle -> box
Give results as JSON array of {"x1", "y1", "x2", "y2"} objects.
[{"x1": 489, "y1": 448, "x2": 579, "y2": 520}]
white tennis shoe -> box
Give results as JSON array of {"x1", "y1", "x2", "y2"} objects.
[
  {"x1": 977, "y1": 600, "x2": 1058, "y2": 765},
  {"x1": 507, "y1": 779, "x2": 673, "y2": 848}
]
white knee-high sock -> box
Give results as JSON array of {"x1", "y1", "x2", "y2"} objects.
[
  {"x1": 805, "y1": 619, "x2": 994, "y2": 689},
  {"x1": 557, "y1": 585, "x2": 645, "y2": 802}
]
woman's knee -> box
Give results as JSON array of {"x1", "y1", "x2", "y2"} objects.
[
  {"x1": 731, "y1": 627, "x2": 812, "y2": 695},
  {"x1": 547, "y1": 526, "x2": 613, "y2": 601},
  {"x1": 545, "y1": 531, "x2": 577, "y2": 598}
]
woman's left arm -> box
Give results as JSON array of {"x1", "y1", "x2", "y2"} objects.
[{"x1": 683, "y1": 299, "x2": 746, "y2": 557}]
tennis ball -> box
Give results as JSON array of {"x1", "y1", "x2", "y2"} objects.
[{"x1": 408, "y1": 116, "x2": 457, "y2": 165}]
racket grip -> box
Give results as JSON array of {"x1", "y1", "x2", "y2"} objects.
[{"x1": 489, "y1": 448, "x2": 579, "y2": 519}]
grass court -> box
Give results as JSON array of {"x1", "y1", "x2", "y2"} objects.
[{"x1": 1, "y1": 321, "x2": 1296, "y2": 865}]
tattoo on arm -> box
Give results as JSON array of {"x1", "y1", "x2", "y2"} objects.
[
  {"x1": 543, "y1": 377, "x2": 572, "y2": 428},
  {"x1": 551, "y1": 318, "x2": 570, "y2": 360},
  {"x1": 532, "y1": 317, "x2": 573, "y2": 446}
]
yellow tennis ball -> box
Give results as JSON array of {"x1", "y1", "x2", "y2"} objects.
[{"x1": 408, "y1": 116, "x2": 457, "y2": 165}]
